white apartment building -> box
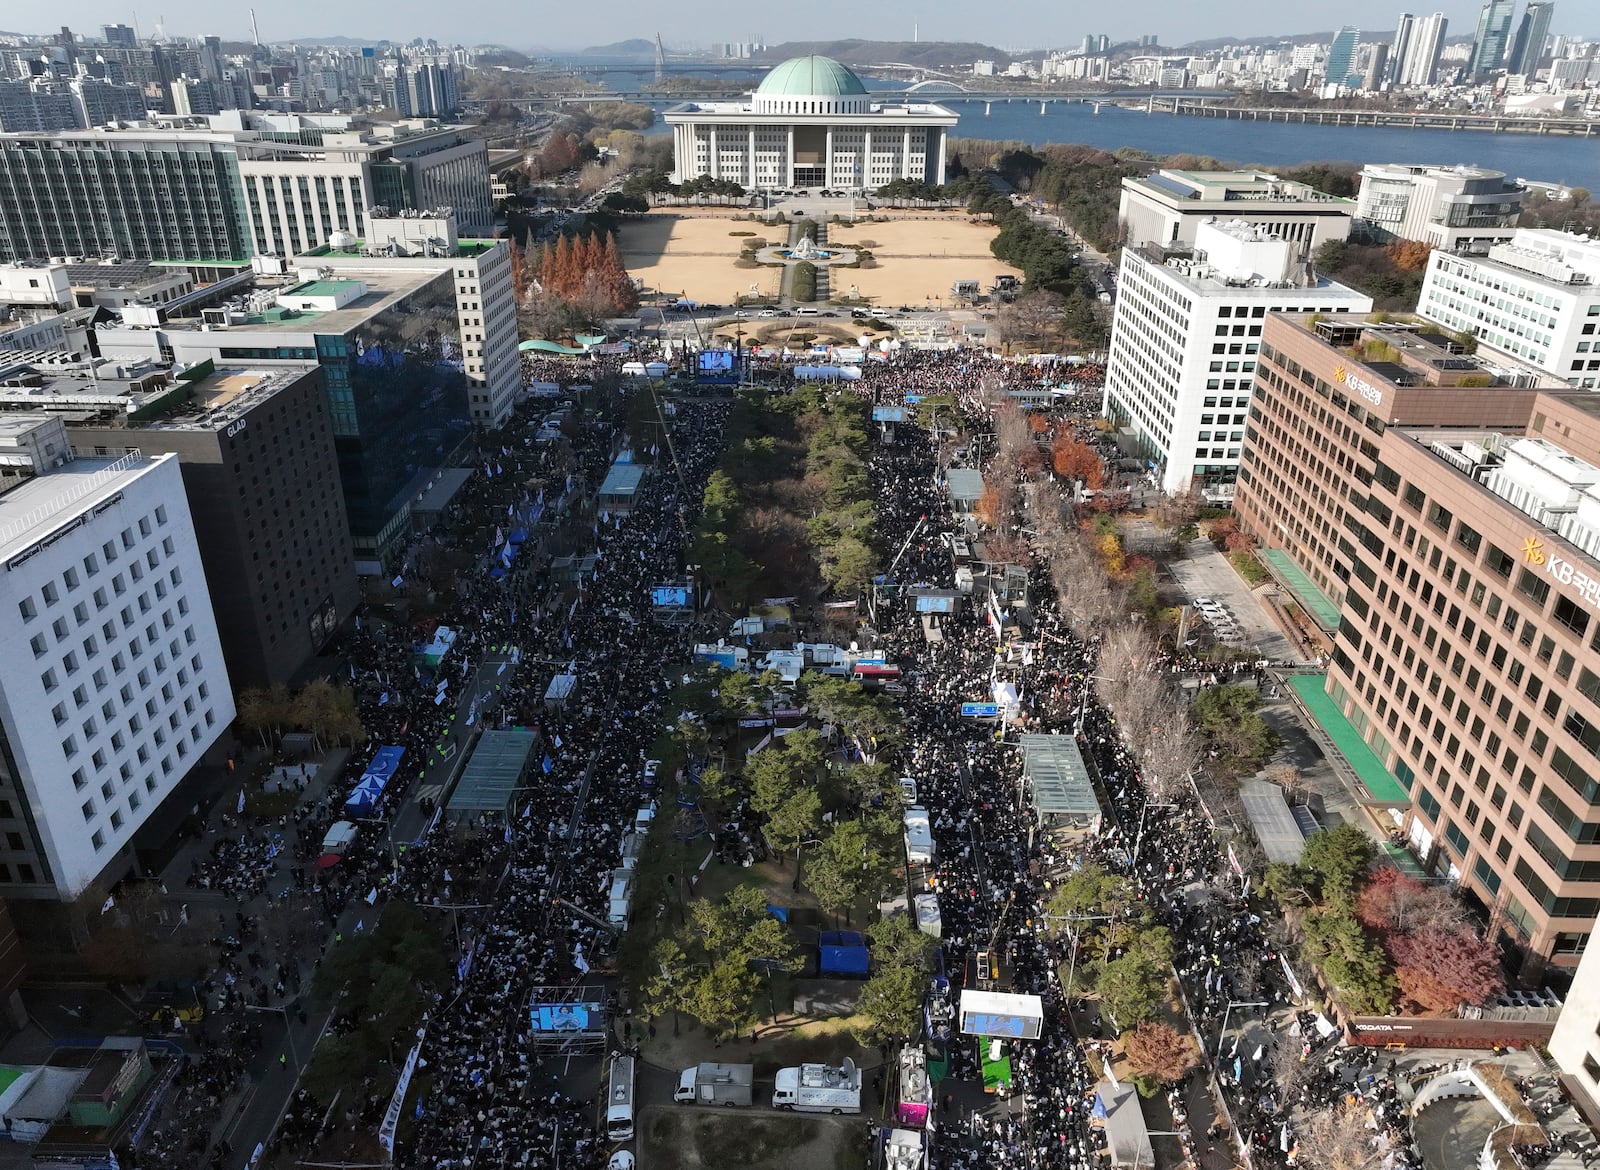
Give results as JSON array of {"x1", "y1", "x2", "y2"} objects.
[
  {"x1": 1118, "y1": 170, "x2": 1355, "y2": 254},
  {"x1": 0, "y1": 420, "x2": 234, "y2": 899},
  {"x1": 1417, "y1": 228, "x2": 1600, "y2": 388},
  {"x1": 1102, "y1": 219, "x2": 1371, "y2": 498},
  {"x1": 1549, "y1": 910, "x2": 1600, "y2": 1121},
  {"x1": 297, "y1": 209, "x2": 521, "y2": 427},
  {"x1": 1355, "y1": 164, "x2": 1523, "y2": 253}
]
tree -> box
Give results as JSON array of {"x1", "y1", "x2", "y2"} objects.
[
  {"x1": 1263, "y1": 861, "x2": 1316, "y2": 908},
  {"x1": 683, "y1": 957, "x2": 762, "y2": 1038},
  {"x1": 1299, "y1": 905, "x2": 1394, "y2": 1015},
  {"x1": 1299, "y1": 824, "x2": 1377, "y2": 903},
  {"x1": 640, "y1": 937, "x2": 695, "y2": 1034},
  {"x1": 853, "y1": 915, "x2": 933, "y2": 1044},
  {"x1": 1121, "y1": 1021, "x2": 1200, "y2": 1086},
  {"x1": 806, "y1": 820, "x2": 872, "y2": 923},
  {"x1": 855, "y1": 962, "x2": 924, "y2": 1044},
  {"x1": 1050, "y1": 433, "x2": 1104, "y2": 487},
  {"x1": 1190, "y1": 684, "x2": 1279, "y2": 775},
  {"x1": 866, "y1": 914, "x2": 933, "y2": 973},
  {"x1": 994, "y1": 289, "x2": 1065, "y2": 348},
  {"x1": 1290, "y1": 1100, "x2": 1387, "y2": 1170},
  {"x1": 306, "y1": 903, "x2": 452, "y2": 1103},
  {"x1": 1388, "y1": 928, "x2": 1503, "y2": 1011},
  {"x1": 1096, "y1": 951, "x2": 1169, "y2": 1028},
  {"x1": 1355, "y1": 867, "x2": 1470, "y2": 938},
  {"x1": 689, "y1": 885, "x2": 802, "y2": 973}
]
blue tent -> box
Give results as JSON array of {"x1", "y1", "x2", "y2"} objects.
[{"x1": 345, "y1": 746, "x2": 405, "y2": 815}]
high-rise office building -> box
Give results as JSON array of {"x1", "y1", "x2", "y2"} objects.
[
  {"x1": 1390, "y1": 14, "x2": 1417, "y2": 85},
  {"x1": 1, "y1": 365, "x2": 359, "y2": 688},
  {"x1": 1549, "y1": 911, "x2": 1600, "y2": 1117},
  {"x1": 101, "y1": 24, "x2": 138, "y2": 49},
  {"x1": 0, "y1": 116, "x2": 493, "y2": 273},
  {"x1": 1469, "y1": 0, "x2": 1518, "y2": 76},
  {"x1": 94, "y1": 258, "x2": 480, "y2": 563},
  {"x1": 0, "y1": 420, "x2": 235, "y2": 899},
  {"x1": 1231, "y1": 319, "x2": 1599, "y2": 982},
  {"x1": 1325, "y1": 26, "x2": 1361, "y2": 85},
  {"x1": 1508, "y1": 2, "x2": 1556, "y2": 76},
  {"x1": 1102, "y1": 220, "x2": 1370, "y2": 498},
  {"x1": 0, "y1": 132, "x2": 252, "y2": 272},
  {"x1": 1363, "y1": 43, "x2": 1391, "y2": 91},
  {"x1": 1399, "y1": 12, "x2": 1450, "y2": 84}
]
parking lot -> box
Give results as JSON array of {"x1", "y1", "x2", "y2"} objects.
[{"x1": 1167, "y1": 538, "x2": 1297, "y2": 660}]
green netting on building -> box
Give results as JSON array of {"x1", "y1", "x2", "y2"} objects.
[
  {"x1": 1258, "y1": 549, "x2": 1343, "y2": 630},
  {"x1": 1285, "y1": 675, "x2": 1409, "y2": 804}
]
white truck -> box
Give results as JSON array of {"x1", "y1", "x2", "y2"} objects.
[
  {"x1": 673, "y1": 1062, "x2": 754, "y2": 1107},
  {"x1": 606, "y1": 868, "x2": 635, "y2": 926},
  {"x1": 903, "y1": 807, "x2": 936, "y2": 865},
  {"x1": 772, "y1": 1058, "x2": 862, "y2": 1114},
  {"x1": 606, "y1": 1054, "x2": 636, "y2": 1141}
]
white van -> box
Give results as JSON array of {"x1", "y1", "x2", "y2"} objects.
[{"x1": 607, "y1": 1055, "x2": 636, "y2": 1141}]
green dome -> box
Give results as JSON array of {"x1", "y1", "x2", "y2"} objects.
[{"x1": 755, "y1": 55, "x2": 868, "y2": 98}]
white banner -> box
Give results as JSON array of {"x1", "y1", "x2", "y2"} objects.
[{"x1": 378, "y1": 1034, "x2": 425, "y2": 1153}]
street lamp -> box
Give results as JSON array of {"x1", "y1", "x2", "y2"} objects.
[
  {"x1": 245, "y1": 1002, "x2": 299, "y2": 1070},
  {"x1": 1215, "y1": 999, "x2": 1269, "y2": 1063}
]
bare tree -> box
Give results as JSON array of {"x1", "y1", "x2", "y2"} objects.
[
  {"x1": 1268, "y1": 1038, "x2": 1318, "y2": 1107},
  {"x1": 1291, "y1": 1100, "x2": 1386, "y2": 1170}
]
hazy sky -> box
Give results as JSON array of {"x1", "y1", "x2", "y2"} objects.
[{"x1": 6, "y1": 1, "x2": 1593, "y2": 51}]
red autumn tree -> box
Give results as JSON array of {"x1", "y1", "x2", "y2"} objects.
[
  {"x1": 601, "y1": 233, "x2": 640, "y2": 313},
  {"x1": 1387, "y1": 928, "x2": 1503, "y2": 1011},
  {"x1": 1121, "y1": 1022, "x2": 1200, "y2": 1085},
  {"x1": 1386, "y1": 239, "x2": 1434, "y2": 272},
  {"x1": 1051, "y1": 434, "x2": 1104, "y2": 488}
]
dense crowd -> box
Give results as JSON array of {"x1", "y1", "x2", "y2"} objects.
[{"x1": 128, "y1": 338, "x2": 1455, "y2": 1170}]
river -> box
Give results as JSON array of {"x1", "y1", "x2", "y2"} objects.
[{"x1": 616, "y1": 75, "x2": 1599, "y2": 192}]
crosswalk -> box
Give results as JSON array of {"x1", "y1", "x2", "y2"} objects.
[{"x1": 412, "y1": 783, "x2": 446, "y2": 806}]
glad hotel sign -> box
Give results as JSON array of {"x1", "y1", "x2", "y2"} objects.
[{"x1": 1333, "y1": 365, "x2": 1384, "y2": 407}]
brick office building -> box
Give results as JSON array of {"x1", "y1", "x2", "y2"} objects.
[{"x1": 1234, "y1": 314, "x2": 1600, "y2": 980}]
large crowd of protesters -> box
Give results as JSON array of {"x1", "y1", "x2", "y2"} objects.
[{"x1": 125, "y1": 337, "x2": 1515, "y2": 1170}]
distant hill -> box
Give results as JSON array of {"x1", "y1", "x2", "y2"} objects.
[
  {"x1": 580, "y1": 39, "x2": 656, "y2": 56},
  {"x1": 758, "y1": 40, "x2": 1012, "y2": 70}
]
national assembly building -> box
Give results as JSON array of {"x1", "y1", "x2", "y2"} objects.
[{"x1": 664, "y1": 55, "x2": 958, "y2": 191}]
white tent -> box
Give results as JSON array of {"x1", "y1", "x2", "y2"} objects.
[{"x1": 4, "y1": 1067, "x2": 84, "y2": 1142}]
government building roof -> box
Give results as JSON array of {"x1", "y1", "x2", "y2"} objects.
[{"x1": 754, "y1": 55, "x2": 869, "y2": 98}]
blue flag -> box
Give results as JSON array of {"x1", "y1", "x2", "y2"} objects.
[
  {"x1": 542, "y1": 754, "x2": 554, "y2": 774},
  {"x1": 1091, "y1": 1094, "x2": 1108, "y2": 1120}
]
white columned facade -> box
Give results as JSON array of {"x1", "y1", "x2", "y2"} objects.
[
  {"x1": 662, "y1": 57, "x2": 957, "y2": 194},
  {"x1": 934, "y1": 130, "x2": 947, "y2": 185}
]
